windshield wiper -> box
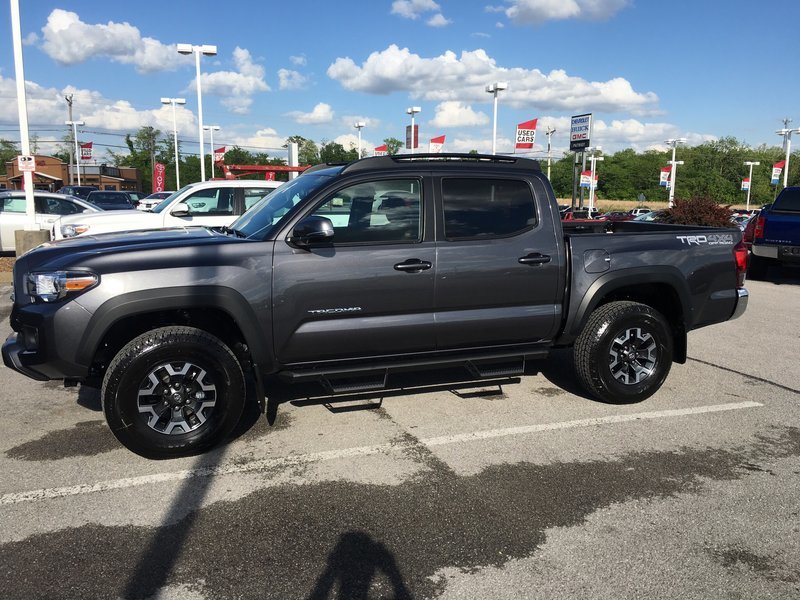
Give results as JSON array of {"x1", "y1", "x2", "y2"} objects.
[{"x1": 218, "y1": 225, "x2": 247, "y2": 238}]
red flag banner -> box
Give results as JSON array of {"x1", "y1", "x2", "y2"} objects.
[
  {"x1": 214, "y1": 146, "x2": 226, "y2": 163},
  {"x1": 771, "y1": 160, "x2": 786, "y2": 185},
  {"x1": 153, "y1": 162, "x2": 166, "y2": 193},
  {"x1": 264, "y1": 171, "x2": 275, "y2": 181},
  {"x1": 80, "y1": 142, "x2": 92, "y2": 161},
  {"x1": 659, "y1": 166, "x2": 671, "y2": 187},
  {"x1": 374, "y1": 144, "x2": 388, "y2": 156},
  {"x1": 429, "y1": 135, "x2": 445, "y2": 153},
  {"x1": 515, "y1": 119, "x2": 538, "y2": 151}
]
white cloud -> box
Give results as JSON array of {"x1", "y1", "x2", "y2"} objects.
[
  {"x1": 503, "y1": 0, "x2": 630, "y2": 25},
  {"x1": 290, "y1": 54, "x2": 307, "y2": 66},
  {"x1": 287, "y1": 102, "x2": 334, "y2": 124},
  {"x1": 430, "y1": 101, "x2": 489, "y2": 127},
  {"x1": 391, "y1": 0, "x2": 441, "y2": 19},
  {"x1": 328, "y1": 45, "x2": 659, "y2": 115},
  {"x1": 472, "y1": 32, "x2": 491, "y2": 38},
  {"x1": 230, "y1": 127, "x2": 289, "y2": 153},
  {"x1": 278, "y1": 69, "x2": 309, "y2": 90},
  {"x1": 40, "y1": 9, "x2": 182, "y2": 73},
  {"x1": 195, "y1": 47, "x2": 270, "y2": 114},
  {"x1": 23, "y1": 32, "x2": 38, "y2": 45},
  {"x1": 341, "y1": 115, "x2": 381, "y2": 128},
  {"x1": 333, "y1": 133, "x2": 374, "y2": 154},
  {"x1": 427, "y1": 13, "x2": 452, "y2": 27}
]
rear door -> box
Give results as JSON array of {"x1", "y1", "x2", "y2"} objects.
[
  {"x1": 271, "y1": 176, "x2": 437, "y2": 364},
  {"x1": 433, "y1": 174, "x2": 563, "y2": 349}
]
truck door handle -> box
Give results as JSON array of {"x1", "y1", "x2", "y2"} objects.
[
  {"x1": 518, "y1": 253, "x2": 551, "y2": 265},
  {"x1": 394, "y1": 259, "x2": 432, "y2": 272}
]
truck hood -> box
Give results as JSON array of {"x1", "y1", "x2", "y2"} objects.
[
  {"x1": 18, "y1": 227, "x2": 242, "y2": 273},
  {"x1": 58, "y1": 209, "x2": 155, "y2": 226}
]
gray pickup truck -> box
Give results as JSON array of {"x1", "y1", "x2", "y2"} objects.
[{"x1": 3, "y1": 154, "x2": 749, "y2": 458}]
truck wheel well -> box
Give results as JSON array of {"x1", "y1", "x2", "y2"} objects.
[
  {"x1": 595, "y1": 283, "x2": 687, "y2": 363},
  {"x1": 90, "y1": 308, "x2": 250, "y2": 380}
]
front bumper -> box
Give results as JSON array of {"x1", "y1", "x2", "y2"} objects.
[{"x1": 3, "y1": 332, "x2": 49, "y2": 381}]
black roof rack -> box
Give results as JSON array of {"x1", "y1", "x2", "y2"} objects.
[
  {"x1": 341, "y1": 153, "x2": 541, "y2": 174},
  {"x1": 301, "y1": 162, "x2": 349, "y2": 175}
]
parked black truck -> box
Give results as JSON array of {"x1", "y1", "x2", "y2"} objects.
[{"x1": 3, "y1": 155, "x2": 749, "y2": 458}]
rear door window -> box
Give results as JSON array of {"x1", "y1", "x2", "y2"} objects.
[{"x1": 441, "y1": 178, "x2": 536, "y2": 240}]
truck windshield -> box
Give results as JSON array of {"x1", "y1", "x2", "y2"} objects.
[
  {"x1": 773, "y1": 188, "x2": 800, "y2": 212},
  {"x1": 231, "y1": 173, "x2": 333, "y2": 239}
]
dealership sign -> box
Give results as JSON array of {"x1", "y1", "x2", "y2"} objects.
[
  {"x1": 741, "y1": 178, "x2": 750, "y2": 191},
  {"x1": 771, "y1": 160, "x2": 785, "y2": 185},
  {"x1": 153, "y1": 162, "x2": 166, "y2": 193},
  {"x1": 80, "y1": 142, "x2": 92, "y2": 161},
  {"x1": 374, "y1": 144, "x2": 388, "y2": 156},
  {"x1": 569, "y1": 113, "x2": 592, "y2": 151},
  {"x1": 659, "y1": 166, "x2": 671, "y2": 187},
  {"x1": 429, "y1": 135, "x2": 445, "y2": 153},
  {"x1": 515, "y1": 119, "x2": 538, "y2": 151}
]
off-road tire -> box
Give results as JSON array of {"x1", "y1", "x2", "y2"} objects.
[
  {"x1": 102, "y1": 326, "x2": 245, "y2": 459},
  {"x1": 574, "y1": 301, "x2": 673, "y2": 404}
]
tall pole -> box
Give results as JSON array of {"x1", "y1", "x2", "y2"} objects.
[
  {"x1": 66, "y1": 120, "x2": 84, "y2": 185},
  {"x1": 161, "y1": 97, "x2": 186, "y2": 189},
  {"x1": 204, "y1": 125, "x2": 220, "y2": 179},
  {"x1": 178, "y1": 43, "x2": 217, "y2": 182},
  {"x1": 65, "y1": 94, "x2": 74, "y2": 184},
  {"x1": 354, "y1": 122, "x2": 365, "y2": 158},
  {"x1": 665, "y1": 138, "x2": 686, "y2": 207},
  {"x1": 10, "y1": 0, "x2": 35, "y2": 225},
  {"x1": 485, "y1": 82, "x2": 508, "y2": 155},
  {"x1": 406, "y1": 107, "x2": 420, "y2": 155},
  {"x1": 545, "y1": 126, "x2": 556, "y2": 180},
  {"x1": 743, "y1": 161, "x2": 760, "y2": 212},
  {"x1": 587, "y1": 147, "x2": 604, "y2": 215},
  {"x1": 776, "y1": 127, "x2": 800, "y2": 188}
]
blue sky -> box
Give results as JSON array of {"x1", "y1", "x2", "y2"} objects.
[{"x1": 2, "y1": 0, "x2": 799, "y2": 162}]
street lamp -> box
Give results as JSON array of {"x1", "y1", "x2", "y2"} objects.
[
  {"x1": 586, "y1": 146, "x2": 604, "y2": 215},
  {"x1": 354, "y1": 121, "x2": 366, "y2": 158},
  {"x1": 665, "y1": 138, "x2": 687, "y2": 207},
  {"x1": 406, "y1": 107, "x2": 421, "y2": 155},
  {"x1": 203, "y1": 125, "x2": 220, "y2": 179},
  {"x1": 177, "y1": 42, "x2": 217, "y2": 182},
  {"x1": 161, "y1": 97, "x2": 186, "y2": 188},
  {"x1": 776, "y1": 127, "x2": 800, "y2": 188},
  {"x1": 485, "y1": 81, "x2": 508, "y2": 155},
  {"x1": 545, "y1": 126, "x2": 556, "y2": 180},
  {"x1": 65, "y1": 120, "x2": 85, "y2": 185},
  {"x1": 743, "y1": 160, "x2": 760, "y2": 212}
]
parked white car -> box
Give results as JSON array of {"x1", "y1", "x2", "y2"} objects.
[
  {"x1": 53, "y1": 179, "x2": 282, "y2": 240},
  {"x1": 0, "y1": 191, "x2": 100, "y2": 252},
  {"x1": 136, "y1": 191, "x2": 174, "y2": 211}
]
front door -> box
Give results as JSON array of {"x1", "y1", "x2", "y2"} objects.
[{"x1": 271, "y1": 177, "x2": 436, "y2": 364}]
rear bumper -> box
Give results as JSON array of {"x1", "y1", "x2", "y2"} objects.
[
  {"x1": 730, "y1": 288, "x2": 748, "y2": 321},
  {"x1": 752, "y1": 243, "x2": 800, "y2": 263}
]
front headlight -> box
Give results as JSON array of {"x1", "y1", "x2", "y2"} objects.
[
  {"x1": 60, "y1": 223, "x2": 90, "y2": 238},
  {"x1": 26, "y1": 271, "x2": 98, "y2": 303}
]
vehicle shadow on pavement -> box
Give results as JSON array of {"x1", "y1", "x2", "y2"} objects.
[{"x1": 747, "y1": 264, "x2": 800, "y2": 286}]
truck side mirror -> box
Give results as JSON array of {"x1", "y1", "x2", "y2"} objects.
[
  {"x1": 170, "y1": 202, "x2": 190, "y2": 217},
  {"x1": 289, "y1": 215, "x2": 334, "y2": 247}
]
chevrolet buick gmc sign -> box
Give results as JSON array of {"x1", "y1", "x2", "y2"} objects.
[{"x1": 570, "y1": 113, "x2": 593, "y2": 151}]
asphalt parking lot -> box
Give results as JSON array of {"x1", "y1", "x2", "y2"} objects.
[{"x1": 0, "y1": 269, "x2": 799, "y2": 599}]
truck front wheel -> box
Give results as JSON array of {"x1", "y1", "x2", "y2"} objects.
[
  {"x1": 102, "y1": 326, "x2": 245, "y2": 459},
  {"x1": 574, "y1": 301, "x2": 673, "y2": 404}
]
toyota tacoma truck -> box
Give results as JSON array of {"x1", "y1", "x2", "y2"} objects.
[
  {"x1": 3, "y1": 154, "x2": 749, "y2": 459},
  {"x1": 749, "y1": 186, "x2": 800, "y2": 277}
]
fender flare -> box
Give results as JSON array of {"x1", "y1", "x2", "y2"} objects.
[
  {"x1": 558, "y1": 266, "x2": 693, "y2": 345},
  {"x1": 76, "y1": 285, "x2": 272, "y2": 370}
]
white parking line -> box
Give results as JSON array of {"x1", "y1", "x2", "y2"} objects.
[{"x1": 0, "y1": 401, "x2": 762, "y2": 506}]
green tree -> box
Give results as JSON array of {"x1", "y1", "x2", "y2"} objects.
[
  {"x1": 319, "y1": 141, "x2": 359, "y2": 163},
  {"x1": 286, "y1": 135, "x2": 320, "y2": 165},
  {"x1": 0, "y1": 139, "x2": 19, "y2": 175},
  {"x1": 383, "y1": 137, "x2": 403, "y2": 156}
]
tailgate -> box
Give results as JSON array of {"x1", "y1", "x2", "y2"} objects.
[{"x1": 762, "y1": 211, "x2": 800, "y2": 245}]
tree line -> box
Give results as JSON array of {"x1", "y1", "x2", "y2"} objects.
[{"x1": 1, "y1": 131, "x2": 796, "y2": 204}]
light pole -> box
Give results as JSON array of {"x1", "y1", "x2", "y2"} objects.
[
  {"x1": 354, "y1": 121, "x2": 365, "y2": 158},
  {"x1": 743, "y1": 160, "x2": 760, "y2": 212},
  {"x1": 665, "y1": 138, "x2": 687, "y2": 207},
  {"x1": 177, "y1": 43, "x2": 217, "y2": 182},
  {"x1": 586, "y1": 146, "x2": 604, "y2": 215},
  {"x1": 485, "y1": 81, "x2": 508, "y2": 155},
  {"x1": 203, "y1": 125, "x2": 220, "y2": 179},
  {"x1": 776, "y1": 127, "x2": 800, "y2": 188},
  {"x1": 545, "y1": 126, "x2": 556, "y2": 180},
  {"x1": 161, "y1": 97, "x2": 186, "y2": 189},
  {"x1": 406, "y1": 107, "x2": 421, "y2": 155},
  {"x1": 65, "y1": 120, "x2": 85, "y2": 185}
]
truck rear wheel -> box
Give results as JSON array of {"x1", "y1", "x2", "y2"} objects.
[
  {"x1": 747, "y1": 254, "x2": 770, "y2": 280},
  {"x1": 574, "y1": 301, "x2": 673, "y2": 404},
  {"x1": 102, "y1": 326, "x2": 245, "y2": 459}
]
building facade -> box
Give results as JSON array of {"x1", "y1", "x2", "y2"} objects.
[{"x1": 1, "y1": 155, "x2": 141, "y2": 192}]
